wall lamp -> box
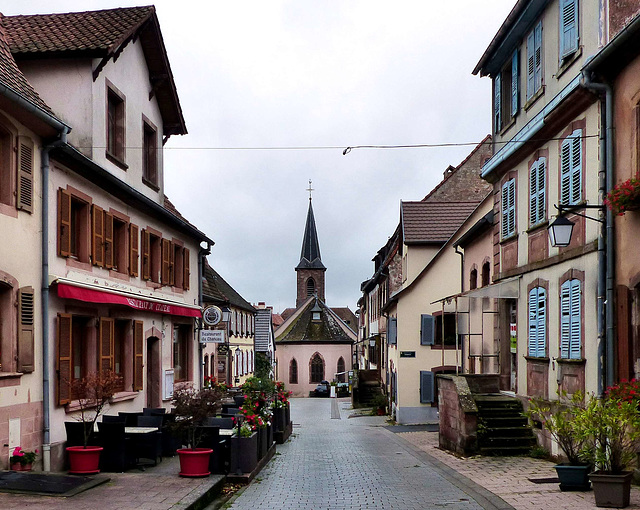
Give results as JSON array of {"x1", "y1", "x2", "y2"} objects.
[{"x1": 548, "y1": 204, "x2": 604, "y2": 247}]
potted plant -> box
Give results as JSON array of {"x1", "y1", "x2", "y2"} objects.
[
  {"x1": 171, "y1": 385, "x2": 224, "y2": 477},
  {"x1": 10, "y1": 446, "x2": 37, "y2": 471},
  {"x1": 575, "y1": 386, "x2": 640, "y2": 508},
  {"x1": 371, "y1": 394, "x2": 388, "y2": 416},
  {"x1": 604, "y1": 178, "x2": 640, "y2": 215},
  {"x1": 66, "y1": 370, "x2": 121, "y2": 474},
  {"x1": 230, "y1": 418, "x2": 258, "y2": 474},
  {"x1": 526, "y1": 392, "x2": 591, "y2": 491}
]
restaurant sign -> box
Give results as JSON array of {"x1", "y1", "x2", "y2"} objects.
[{"x1": 200, "y1": 330, "x2": 226, "y2": 344}]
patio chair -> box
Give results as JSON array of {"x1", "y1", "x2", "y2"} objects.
[
  {"x1": 102, "y1": 415, "x2": 126, "y2": 424},
  {"x1": 205, "y1": 417, "x2": 234, "y2": 429},
  {"x1": 118, "y1": 411, "x2": 143, "y2": 426},
  {"x1": 135, "y1": 415, "x2": 163, "y2": 465},
  {"x1": 160, "y1": 413, "x2": 182, "y2": 457},
  {"x1": 143, "y1": 407, "x2": 166, "y2": 416},
  {"x1": 195, "y1": 425, "x2": 227, "y2": 474},
  {"x1": 64, "y1": 421, "x2": 99, "y2": 447},
  {"x1": 98, "y1": 422, "x2": 137, "y2": 472}
]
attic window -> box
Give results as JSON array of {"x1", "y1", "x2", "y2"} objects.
[{"x1": 311, "y1": 302, "x2": 322, "y2": 322}]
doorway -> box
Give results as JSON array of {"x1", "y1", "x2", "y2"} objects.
[{"x1": 146, "y1": 336, "x2": 161, "y2": 408}]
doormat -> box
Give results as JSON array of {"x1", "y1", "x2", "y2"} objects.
[
  {"x1": 385, "y1": 424, "x2": 439, "y2": 433},
  {"x1": 528, "y1": 477, "x2": 560, "y2": 484},
  {"x1": 0, "y1": 471, "x2": 110, "y2": 496}
]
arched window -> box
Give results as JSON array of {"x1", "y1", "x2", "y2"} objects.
[
  {"x1": 306, "y1": 278, "x2": 315, "y2": 297},
  {"x1": 470, "y1": 268, "x2": 478, "y2": 290},
  {"x1": 337, "y1": 357, "x2": 345, "y2": 382},
  {"x1": 481, "y1": 261, "x2": 490, "y2": 287},
  {"x1": 310, "y1": 353, "x2": 324, "y2": 383},
  {"x1": 289, "y1": 358, "x2": 298, "y2": 384}
]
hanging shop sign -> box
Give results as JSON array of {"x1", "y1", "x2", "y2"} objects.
[
  {"x1": 203, "y1": 305, "x2": 223, "y2": 326},
  {"x1": 200, "y1": 329, "x2": 226, "y2": 343}
]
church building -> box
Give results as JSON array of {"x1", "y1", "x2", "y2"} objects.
[{"x1": 275, "y1": 193, "x2": 356, "y2": 397}]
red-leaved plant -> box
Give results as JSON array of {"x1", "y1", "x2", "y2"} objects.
[{"x1": 604, "y1": 178, "x2": 640, "y2": 215}]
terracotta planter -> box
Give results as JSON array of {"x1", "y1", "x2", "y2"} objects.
[
  {"x1": 230, "y1": 432, "x2": 258, "y2": 474},
  {"x1": 589, "y1": 471, "x2": 633, "y2": 508},
  {"x1": 10, "y1": 462, "x2": 32, "y2": 471},
  {"x1": 177, "y1": 448, "x2": 213, "y2": 477},
  {"x1": 555, "y1": 463, "x2": 591, "y2": 491},
  {"x1": 66, "y1": 445, "x2": 103, "y2": 474}
]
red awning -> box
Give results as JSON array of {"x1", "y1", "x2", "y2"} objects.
[{"x1": 57, "y1": 282, "x2": 202, "y2": 318}]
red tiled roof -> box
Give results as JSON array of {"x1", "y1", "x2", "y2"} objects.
[
  {"x1": 401, "y1": 201, "x2": 479, "y2": 244},
  {"x1": 0, "y1": 14, "x2": 53, "y2": 114},
  {"x1": 4, "y1": 7, "x2": 154, "y2": 56}
]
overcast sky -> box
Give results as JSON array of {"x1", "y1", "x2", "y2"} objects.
[{"x1": 9, "y1": 1, "x2": 515, "y2": 313}]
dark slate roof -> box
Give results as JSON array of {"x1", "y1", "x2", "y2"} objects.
[
  {"x1": 0, "y1": 14, "x2": 54, "y2": 115},
  {"x1": 254, "y1": 308, "x2": 274, "y2": 352},
  {"x1": 4, "y1": 6, "x2": 186, "y2": 136},
  {"x1": 296, "y1": 200, "x2": 325, "y2": 270},
  {"x1": 331, "y1": 307, "x2": 357, "y2": 332},
  {"x1": 401, "y1": 201, "x2": 479, "y2": 244},
  {"x1": 202, "y1": 260, "x2": 255, "y2": 313},
  {"x1": 276, "y1": 298, "x2": 353, "y2": 344}
]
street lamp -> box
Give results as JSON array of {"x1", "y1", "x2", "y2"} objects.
[{"x1": 548, "y1": 215, "x2": 575, "y2": 247}]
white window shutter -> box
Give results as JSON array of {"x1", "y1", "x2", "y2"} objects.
[{"x1": 526, "y1": 30, "x2": 535, "y2": 100}]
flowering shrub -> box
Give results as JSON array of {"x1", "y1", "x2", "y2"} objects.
[
  {"x1": 204, "y1": 376, "x2": 229, "y2": 393},
  {"x1": 605, "y1": 379, "x2": 640, "y2": 405},
  {"x1": 238, "y1": 394, "x2": 268, "y2": 429},
  {"x1": 273, "y1": 381, "x2": 292, "y2": 408},
  {"x1": 231, "y1": 420, "x2": 253, "y2": 438},
  {"x1": 10, "y1": 446, "x2": 37, "y2": 465},
  {"x1": 604, "y1": 178, "x2": 640, "y2": 215}
]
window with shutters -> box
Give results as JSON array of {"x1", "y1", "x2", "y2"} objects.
[
  {"x1": 434, "y1": 313, "x2": 458, "y2": 349},
  {"x1": 528, "y1": 287, "x2": 547, "y2": 357},
  {"x1": 560, "y1": 130, "x2": 582, "y2": 206},
  {"x1": 526, "y1": 21, "x2": 543, "y2": 102},
  {"x1": 173, "y1": 323, "x2": 191, "y2": 382},
  {"x1": 501, "y1": 178, "x2": 516, "y2": 239},
  {"x1": 387, "y1": 317, "x2": 397, "y2": 345},
  {"x1": 71, "y1": 316, "x2": 92, "y2": 397},
  {"x1": 0, "y1": 282, "x2": 14, "y2": 372},
  {"x1": 106, "y1": 85, "x2": 126, "y2": 166},
  {"x1": 173, "y1": 243, "x2": 184, "y2": 288},
  {"x1": 129, "y1": 223, "x2": 139, "y2": 277},
  {"x1": 161, "y1": 238, "x2": 173, "y2": 286},
  {"x1": 529, "y1": 157, "x2": 546, "y2": 226},
  {"x1": 420, "y1": 371, "x2": 435, "y2": 404},
  {"x1": 16, "y1": 136, "x2": 34, "y2": 213},
  {"x1": 310, "y1": 353, "x2": 324, "y2": 383},
  {"x1": 0, "y1": 125, "x2": 12, "y2": 208},
  {"x1": 142, "y1": 121, "x2": 158, "y2": 189},
  {"x1": 58, "y1": 188, "x2": 90, "y2": 263},
  {"x1": 560, "y1": 279, "x2": 581, "y2": 359},
  {"x1": 494, "y1": 50, "x2": 519, "y2": 133},
  {"x1": 111, "y1": 216, "x2": 128, "y2": 273},
  {"x1": 142, "y1": 230, "x2": 162, "y2": 283},
  {"x1": 559, "y1": 0, "x2": 579, "y2": 61}
]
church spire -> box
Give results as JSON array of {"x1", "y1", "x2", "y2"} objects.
[{"x1": 295, "y1": 181, "x2": 326, "y2": 307}]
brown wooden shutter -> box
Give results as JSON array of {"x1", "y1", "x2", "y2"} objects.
[
  {"x1": 169, "y1": 241, "x2": 176, "y2": 286},
  {"x1": 98, "y1": 317, "x2": 114, "y2": 372},
  {"x1": 129, "y1": 223, "x2": 139, "y2": 276},
  {"x1": 17, "y1": 287, "x2": 35, "y2": 373},
  {"x1": 57, "y1": 313, "x2": 72, "y2": 405},
  {"x1": 58, "y1": 188, "x2": 71, "y2": 257},
  {"x1": 103, "y1": 212, "x2": 114, "y2": 269},
  {"x1": 183, "y1": 247, "x2": 190, "y2": 290},
  {"x1": 17, "y1": 136, "x2": 34, "y2": 213},
  {"x1": 92, "y1": 204, "x2": 105, "y2": 267},
  {"x1": 141, "y1": 229, "x2": 150, "y2": 280},
  {"x1": 133, "y1": 320, "x2": 144, "y2": 391},
  {"x1": 161, "y1": 238, "x2": 171, "y2": 285}
]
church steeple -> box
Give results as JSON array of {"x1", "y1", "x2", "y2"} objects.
[{"x1": 295, "y1": 181, "x2": 326, "y2": 307}]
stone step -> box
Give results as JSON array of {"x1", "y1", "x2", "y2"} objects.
[
  {"x1": 482, "y1": 426, "x2": 535, "y2": 438},
  {"x1": 479, "y1": 445, "x2": 535, "y2": 456}
]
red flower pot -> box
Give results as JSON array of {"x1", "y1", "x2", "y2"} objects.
[
  {"x1": 66, "y1": 445, "x2": 103, "y2": 474},
  {"x1": 177, "y1": 448, "x2": 213, "y2": 477},
  {"x1": 10, "y1": 462, "x2": 32, "y2": 471}
]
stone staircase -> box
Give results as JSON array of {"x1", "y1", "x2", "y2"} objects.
[{"x1": 475, "y1": 394, "x2": 537, "y2": 456}]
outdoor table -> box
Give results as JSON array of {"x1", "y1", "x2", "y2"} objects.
[
  {"x1": 219, "y1": 429, "x2": 234, "y2": 436},
  {"x1": 125, "y1": 426, "x2": 158, "y2": 434}
]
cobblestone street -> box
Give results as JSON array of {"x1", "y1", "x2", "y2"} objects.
[{"x1": 222, "y1": 398, "x2": 511, "y2": 510}]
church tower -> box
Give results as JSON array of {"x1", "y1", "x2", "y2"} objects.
[{"x1": 295, "y1": 186, "x2": 326, "y2": 307}]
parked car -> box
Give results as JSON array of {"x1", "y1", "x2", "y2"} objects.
[{"x1": 309, "y1": 381, "x2": 330, "y2": 397}]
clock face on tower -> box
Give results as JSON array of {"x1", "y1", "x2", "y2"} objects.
[{"x1": 203, "y1": 305, "x2": 223, "y2": 326}]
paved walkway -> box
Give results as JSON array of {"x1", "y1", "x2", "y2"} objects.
[{"x1": 222, "y1": 398, "x2": 511, "y2": 510}]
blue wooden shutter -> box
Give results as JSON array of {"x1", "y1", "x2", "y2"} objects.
[
  {"x1": 494, "y1": 74, "x2": 502, "y2": 132},
  {"x1": 570, "y1": 280, "x2": 581, "y2": 359},
  {"x1": 526, "y1": 30, "x2": 535, "y2": 100},
  {"x1": 420, "y1": 371, "x2": 435, "y2": 403},
  {"x1": 502, "y1": 179, "x2": 516, "y2": 237},
  {"x1": 537, "y1": 158, "x2": 546, "y2": 223},
  {"x1": 511, "y1": 50, "x2": 519, "y2": 116},
  {"x1": 420, "y1": 314, "x2": 435, "y2": 345},
  {"x1": 561, "y1": 138, "x2": 572, "y2": 204},
  {"x1": 530, "y1": 158, "x2": 546, "y2": 225},
  {"x1": 570, "y1": 130, "x2": 582, "y2": 204},
  {"x1": 388, "y1": 317, "x2": 397, "y2": 345},
  {"x1": 534, "y1": 22, "x2": 542, "y2": 92},
  {"x1": 537, "y1": 288, "x2": 546, "y2": 357},
  {"x1": 528, "y1": 288, "x2": 538, "y2": 356},
  {"x1": 560, "y1": 281, "x2": 571, "y2": 358},
  {"x1": 560, "y1": 0, "x2": 578, "y2": 58}
]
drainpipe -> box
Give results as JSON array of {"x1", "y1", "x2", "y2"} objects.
[
  {"x1": 454, "y1": 245, "x2": 465, "y2": 373},
  {"x1": 198, "y1": 243, "x2": 212, "y2": 388},
  {"x1": 581, "y1": 72, "x2": 614, "y2": 393},
  {"x1": 41, "y1": 129, "x2": 69, "y2": 472}
]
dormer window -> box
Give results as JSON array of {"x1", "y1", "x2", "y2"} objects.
[{"x1": 311, "y1": 301, "x2": 322, "y2": 322}]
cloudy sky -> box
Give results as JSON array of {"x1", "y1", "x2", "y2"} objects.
[{"x1": 9, "y1": 1, "x2": 515, "y2": 313}]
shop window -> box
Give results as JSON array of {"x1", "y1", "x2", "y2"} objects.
[{"x1": 173, "y1": 324, "x2": 190, "y2": 382}]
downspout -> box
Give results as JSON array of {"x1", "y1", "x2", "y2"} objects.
[
  {"x1": 454, "y1": 245, "x2": 465, "y2": 373},
  {"x1": 198, "y1": 243, "x2": 212, "y2": 389},
  {"x1": 581, "y1": 72, "x2": 614, "y2": 394},
  {"x1": 41, "y1": 129, "x2": 69, "y2": 472}
]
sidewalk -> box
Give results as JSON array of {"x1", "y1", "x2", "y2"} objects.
[
  {"x1": 395, "y1": 427, "x2": 640, "y2": 510},
  {"x1": 0, "y1": 456, "x2": 224, "y2": 510}
]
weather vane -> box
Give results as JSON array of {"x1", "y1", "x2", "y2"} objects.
[{"x1": 307, "y1": 179, "x2": 314, "y2": 201}]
